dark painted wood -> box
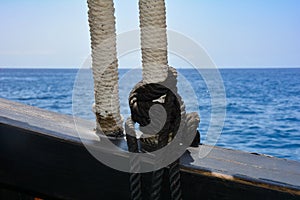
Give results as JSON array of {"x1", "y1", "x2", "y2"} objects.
[{"x1": 0, "y1": 98, "x2": 300, "y2": 199}]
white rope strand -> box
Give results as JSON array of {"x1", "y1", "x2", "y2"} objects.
[
  {"x1": 139, "y1": 0, "x2": 169, "y2": 83},
  {"x1": 87, "y1": 0, "x2": 123, "y2": 135}
]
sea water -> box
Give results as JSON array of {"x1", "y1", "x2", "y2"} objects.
[{"x1": 1, "y1": 68, "x2": 299, "y2": 161}]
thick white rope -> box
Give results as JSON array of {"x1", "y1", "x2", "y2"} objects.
[
  {"x1": 87, "y1": 0, "x2": 123, "y2": 135},
  {"x1": 139, "y1": 0, "x2": 169, "y2": 83},
  {"x1": 139, "y1": 0, "x2": 188, "y2": 125}
]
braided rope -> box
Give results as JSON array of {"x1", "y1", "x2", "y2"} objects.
[
  {"x1": 129, "y1": 172, "x2": 142, "y2": 200},
  {"x1": 87, "y1": 0, "x2": 123, "y2": 136},
  {"x1": 150, "y1": 168, "x2": 165, "y2": 200},
  {"x1": 139, "y1": 0, "x2": 169, "y2": 83},
  {"x1": 169, "y1": 159, "x2": 182, "y2": 200},
  {"x1": 125, "y1": 117, "x2": 142, "y2": 200}
]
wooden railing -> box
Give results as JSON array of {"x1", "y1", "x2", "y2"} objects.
[{"x1": 0, "y1": 98, "x2": 299, "y2": 200}]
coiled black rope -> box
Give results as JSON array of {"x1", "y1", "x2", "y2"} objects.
[
  {"x1": 126, "y1": 68, "x2": 200, "y2": 200},
  {"x1": 126, "y1": 68, "x2": 181, "y2": 200}
]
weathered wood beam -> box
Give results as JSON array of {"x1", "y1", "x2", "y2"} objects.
[{"x1": 0, "y1": 98, "x2": 299, "y2": 199}]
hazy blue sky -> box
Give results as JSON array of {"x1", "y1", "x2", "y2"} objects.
[{"x1": 0, "y1": 0, "x2": 299, "y2": 68}]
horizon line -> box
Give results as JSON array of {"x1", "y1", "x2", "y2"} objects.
[{"x1": 1, "y1": 66, "x2": 300, "y2": 69}]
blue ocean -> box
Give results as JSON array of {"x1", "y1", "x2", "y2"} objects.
[{"x1": 1, "y1": 68, "x2": 299, "y2": 161}]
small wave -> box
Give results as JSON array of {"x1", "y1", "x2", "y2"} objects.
[
  {"x1": 251, "y1": 143, "x2": 281, "y2": 149},
  {"x1": 17, "y1": 97, "x2": 36, "y2": 101},
  {"x1": 248, "y1": 125, "x2": 261, "y2": 130},
  {"x1": 238, "y1": 110, "x2": 257, "y2": 114},
  {"x1": 280, "y1": 143, "x2": 300, "y2": 149}
]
